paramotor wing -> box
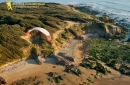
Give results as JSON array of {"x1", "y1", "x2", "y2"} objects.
[{"x1": 26, "y1": 27, "x2": 51, "y2": 42}]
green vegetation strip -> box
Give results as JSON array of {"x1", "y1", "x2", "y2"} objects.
[{"x1": 87, "y1": 38, "x2": 130, "y2": 75}]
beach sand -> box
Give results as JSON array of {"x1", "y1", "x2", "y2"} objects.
[{"x1": 1, "y1": 38, "x2": 130, "y2": 85}]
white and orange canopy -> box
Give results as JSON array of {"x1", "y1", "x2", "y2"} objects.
[{"x1": 26, "y1": 27, "x2": 51, "y2": 42}]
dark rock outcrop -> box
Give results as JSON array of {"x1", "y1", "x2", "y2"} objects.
[
  {"x1": 75, "y1": 6, "x2": 100, "y2": 15},
  {"x1": 99, "y1": 16, "x2": 115, "y2": 24},
  {"x1": 0, "y1": 76, "x2": 6, "y2": 85}
]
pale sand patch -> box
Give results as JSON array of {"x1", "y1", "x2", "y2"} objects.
[{"x1": 21, "y1": 35, "x2": 31, "y2": 43}]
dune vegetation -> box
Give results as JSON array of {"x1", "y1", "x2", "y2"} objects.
[{"x1": 0, "y1": 2, "x2": 93, "y2": 66}]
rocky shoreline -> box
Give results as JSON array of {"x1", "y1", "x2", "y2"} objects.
[{"x1": 74, "y1": 4, "x2": 130, "y2": 31}]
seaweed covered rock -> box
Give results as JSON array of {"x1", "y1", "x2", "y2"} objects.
[
  {"x1": 64, "y1": 64, "x2": 82, "y2": 76},
  {"x1": 80, "y1": 57, "x2": 111, "y2": 75},
  {"x1": 55, "y1": 76, "x2": 64, "y2": 83},
  {"x1": 11, "y1": 76, "x2": 39, "y2": 85},
  {"x1": 47, "y1": 72, "x2": 64, "y2": 83}
]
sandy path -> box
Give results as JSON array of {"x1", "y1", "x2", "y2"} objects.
[
  {"x1": 53, "y1": 21, "x2": 78, "y2": 40},
  {"x1": 59, "y1": 39, "x2": 79, "y2": 57}
]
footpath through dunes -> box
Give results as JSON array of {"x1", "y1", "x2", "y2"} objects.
[
  {"x1": 52, "y1": 21, "x2": 79, "y2": 40},
  {"x1": 52, "y1": 20, "x2": 80, "y2": 51},
  {"x1": 57, "y1": 39, "x2": 78, "y2": 59}
]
